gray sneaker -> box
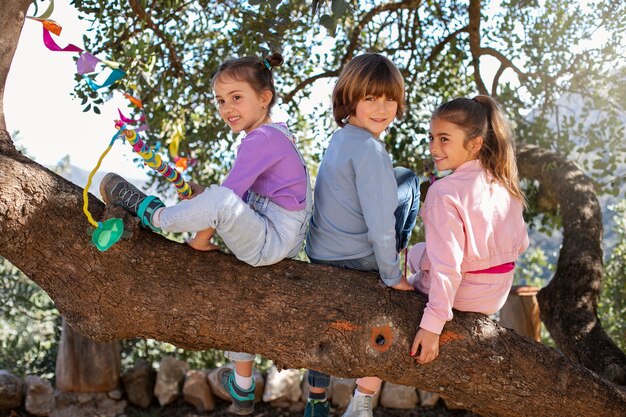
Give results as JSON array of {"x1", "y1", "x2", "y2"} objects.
[
  {"x1": 214, "y1": 368, "x2": 255, "y2": 415},
  {"x1": 99, "y1": 172, "x2": 164, "y2": 231},
  {"x1": 342, "y1": 395, "x2": 373, "y2": 417}
]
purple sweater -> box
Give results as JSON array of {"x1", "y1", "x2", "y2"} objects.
[{"x1": 221, "y1": 123, "x2": 307, "y2": 211}]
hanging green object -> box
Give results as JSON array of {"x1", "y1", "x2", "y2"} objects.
[{"x1": 91, "y1": 217, "x2": 124, "y2": 252}]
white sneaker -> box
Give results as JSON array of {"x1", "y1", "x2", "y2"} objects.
[{"x1": 342, "y1": 395, "x2": 373, "y2": 417}]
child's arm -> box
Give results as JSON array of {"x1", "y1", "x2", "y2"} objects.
[
  {"x1": 355, "y1": 149, "x2": 403, "y2": 287},
  {"x1": 410, "y1": 327, "x2": 440, "y2": 364},
  {"x1": 186, "y1": 228, "x2": 219, "y2": 251}
]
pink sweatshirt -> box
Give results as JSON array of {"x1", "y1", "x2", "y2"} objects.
[{"x1": 408, "y1": 159, "x2": 529, "y2": 334}]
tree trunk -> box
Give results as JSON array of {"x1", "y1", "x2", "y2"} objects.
[
  {"x1": 55, "y1": 319, "x2": 121, "y2": 393},
  {"x1": 517, "y1": 144, "x2": 626, "y2": 385},
  {"x1": 1, "y1": 1, "x2": 625, "y2": 416}
]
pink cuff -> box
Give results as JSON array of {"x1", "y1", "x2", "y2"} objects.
[{"x1": 419, "y1": 311, "x2": 447, "y2": 335}]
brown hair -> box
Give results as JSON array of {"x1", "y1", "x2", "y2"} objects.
[
  {"x1": 432, "y1": 95, "x2": 525, "y2": 203},
  {"x1": 212, "y1": 52, "x2": 284, "y2": 113},
  {"x1": 332, "y1": 53, "x2": 405, "y2": 127}
]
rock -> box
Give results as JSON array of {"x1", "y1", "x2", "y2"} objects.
[
  {"x1": 183, "y1": 370, "x2": 215, "y2": 412},
  {"x1": 207, "y1": 365, "x2": 264, "y2": 403},
  {"x1": 379, "y1": 382, "x2": 418, "y2": 409},
  {"x1": 50, "y1": 391, "x2": 126, "y2": 417},
  {"x1": 122, "y1": 359, "x2": 155, "y2": 408},
  {"x1": 24, "y1": 375, "x2": 54, "y2": 416},
  {"x1": 107, "y1": 388, "x2": 123, "y2": 401},
  {"x1": 329, "y1": 377, "x2": 356, "y2": 409},
  {"x1": 262, "y1": 367, "x2": 302, "y2": 403},
  {"x1": 0, "y1": 370, "x2": 22, "y2": 410},
  {"x1": 154, "y1": 356, "x2": 189, "y2": 405},
  {"x1": 418, "y1": 389, "x2": 440, "y2": 407}
]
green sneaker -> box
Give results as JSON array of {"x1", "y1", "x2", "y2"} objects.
[
  {"x1": 215, "y1": 368, "x2": 255, "y2": 415},
  {"x1": 305, "y1": 399, "x2": 330, "y2": 417},
  {"x1": 99, "y1": 173, "x2": 164, "y2": 231}
]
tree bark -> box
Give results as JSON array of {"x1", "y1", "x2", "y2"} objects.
[
  {"x1": 518, "y1": 144, "x2": 626, "y2": 385},
  {"x1": 1, "y1": 1, "x2": 625, "y2": 416},
  {"x1": 0, "y1": 151, "x2": 625, "y2": 417}
]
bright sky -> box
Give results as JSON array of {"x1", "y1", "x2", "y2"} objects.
[{"x1": 5, "y1": 1, "x2": 150, "y2": 181}]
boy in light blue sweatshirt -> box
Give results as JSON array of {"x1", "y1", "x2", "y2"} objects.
[{"x1": 304, "y1": 53, "x2": 420, "y2": 417}]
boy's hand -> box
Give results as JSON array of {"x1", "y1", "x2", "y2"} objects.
[
  {"x1": 390, "y1": 279, "x2": 414, "y2": 291},
  {"x1": 410, "y1": 328, "x2": 440, "y2": 364},
  {"x1": 390, "y1": 274, "x2": 414, "y2": 291}
]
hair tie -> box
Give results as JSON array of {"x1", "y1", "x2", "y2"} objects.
[{"x1": 262, "y1": 59, "x2": 272, "y2": 70}]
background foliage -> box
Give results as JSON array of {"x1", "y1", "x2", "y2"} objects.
[{"x1": 1, "y1": 0, "x2": 624, "y2": 376}]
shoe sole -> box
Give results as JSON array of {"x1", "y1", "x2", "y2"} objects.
[{"x1": 99, "y1": 172, "x2": 119, "y2": 206}]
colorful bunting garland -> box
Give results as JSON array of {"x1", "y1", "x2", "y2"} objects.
[{"x1": 26, "y1": 0, "x2": 196, "y2": 251}]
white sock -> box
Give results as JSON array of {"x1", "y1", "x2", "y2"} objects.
[
  {"x1": 354, "y1": 389, "x2": 373, "y2": 397},
  {"x1": 151, "y1": 207, "x2": 163, "y2": 227},
  {"x1": 235, "y1": 372, "x2": 253, "y2": 390}
]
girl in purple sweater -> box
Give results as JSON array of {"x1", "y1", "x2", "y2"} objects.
[{"x1": 100, "y1": 53, "x2": 311, "y2": 415}]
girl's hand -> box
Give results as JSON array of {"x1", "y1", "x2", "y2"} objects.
[
  {"x1": 186, "y1": 229, "x2": 219, "y2": 251},
  {"x1": 188, "y1": 181, "x2": 206, "y2": 199},
  {"x1": 410, "y1": 328, "x2": 440, "y2": 364}
]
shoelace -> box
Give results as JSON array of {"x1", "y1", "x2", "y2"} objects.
[{"x1": 116, "y1": 184, "x2": 142, "y2": 211}]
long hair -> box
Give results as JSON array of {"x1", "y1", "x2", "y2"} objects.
[
  {"x1": 432, "y1": 95, "x2": 525, "y2": 203},
  {"x1": 332, "y1": 53, "x2": 405, "y2": 126},
  {"x1": 212, "y1": 52, "x2": 284, "y2": 113}
]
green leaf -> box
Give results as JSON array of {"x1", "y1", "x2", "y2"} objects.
[
  {"x1": 269, "y1": 0, "x2": 281, "y2": 11},
  {"x1": 83, "y1": 104, "x2": 91, "y2": 112},
  {"x1": 93, "y1": 106, "x2": 101, "y2": 114},
  {"x1": 248, "y1": 0, "x2": 262, "y2": 5},
  {"x1": 331, "y1": 0, "x2": 347, "y2": 17},
  {"x1": 320, "y1": 14, "x2": 336, "y2": 33}
]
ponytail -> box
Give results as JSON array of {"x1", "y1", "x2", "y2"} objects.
[{"x1": 432, "y1": 95, "x2": 525, "y2": 204}]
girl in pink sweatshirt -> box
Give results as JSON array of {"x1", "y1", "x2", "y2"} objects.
[{"x1": 408, "y1": 95, "x2": 529, "y2": 364}]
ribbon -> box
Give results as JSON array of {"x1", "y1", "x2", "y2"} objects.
[
  {"x1": 42, "y1": 26, "x2": 82, "y2": 52},
  {"x1": 82, "y1": 68, "x2": 126, "y2": 90}
]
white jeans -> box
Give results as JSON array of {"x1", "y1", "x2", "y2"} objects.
[{"x1": 159, "y1": 185, "x2": 310, "y2": 267}]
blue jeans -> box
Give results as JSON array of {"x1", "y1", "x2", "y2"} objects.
[{"x1": 307, "y1": 167, "x2": 420, "y2": 388}]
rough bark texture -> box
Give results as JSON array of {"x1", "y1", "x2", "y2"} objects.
[
  {"x1": 1, "y1": 1, "x2": 626, "y2": 416},
  {"x1": 518, "y1": 144, "x2": 626, "y2": 385},
  {"x1": 0, "y1": 152, "x2": 625, "y2": 417}
]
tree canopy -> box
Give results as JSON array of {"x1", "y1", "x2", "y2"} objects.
[
  {"x1": 1, "y1": 1, "x2": 626, "y2": 415},
  {"x1": 69, "y1": 0, "x2": 625, "y2": 195}
]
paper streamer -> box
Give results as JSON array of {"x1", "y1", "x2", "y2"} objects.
[
  {"x1": 83, "y1": 68, "x2": 126, "y2": 90},
  {"x1": 77, "y1": 52, "x2": 100, "y2": 75},
  {"x1": 42, "y1": 26, "x2": 82, "y2": 52}
]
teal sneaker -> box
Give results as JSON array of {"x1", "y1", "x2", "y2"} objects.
[
  {"x1": 305, "y1": 399, "x2": 330, "y2": 417},
  {"x1": 100, "y1": 173, "x2": 164, "y2": 232},
  {"x1": 215, "y1": 368, "x2": 255, "y2": 415}
]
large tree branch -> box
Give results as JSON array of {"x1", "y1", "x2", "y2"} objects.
[
  {"x1": 425, "y1": 25, "x2": 469, "y2": 63},
  {"x1": 128, "y1": 0, "x2": 184, "y2": 77},
  {"x1": 1, "y1": 145, "x2": 626, "y2": 417},
  {"x1": 517, "y1": 144, "x2": 626, "y2": 385}
]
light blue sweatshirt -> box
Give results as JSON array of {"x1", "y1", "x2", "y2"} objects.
[{"x1": 306, "y1": 124, "x2": 401, "y2": 285}]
